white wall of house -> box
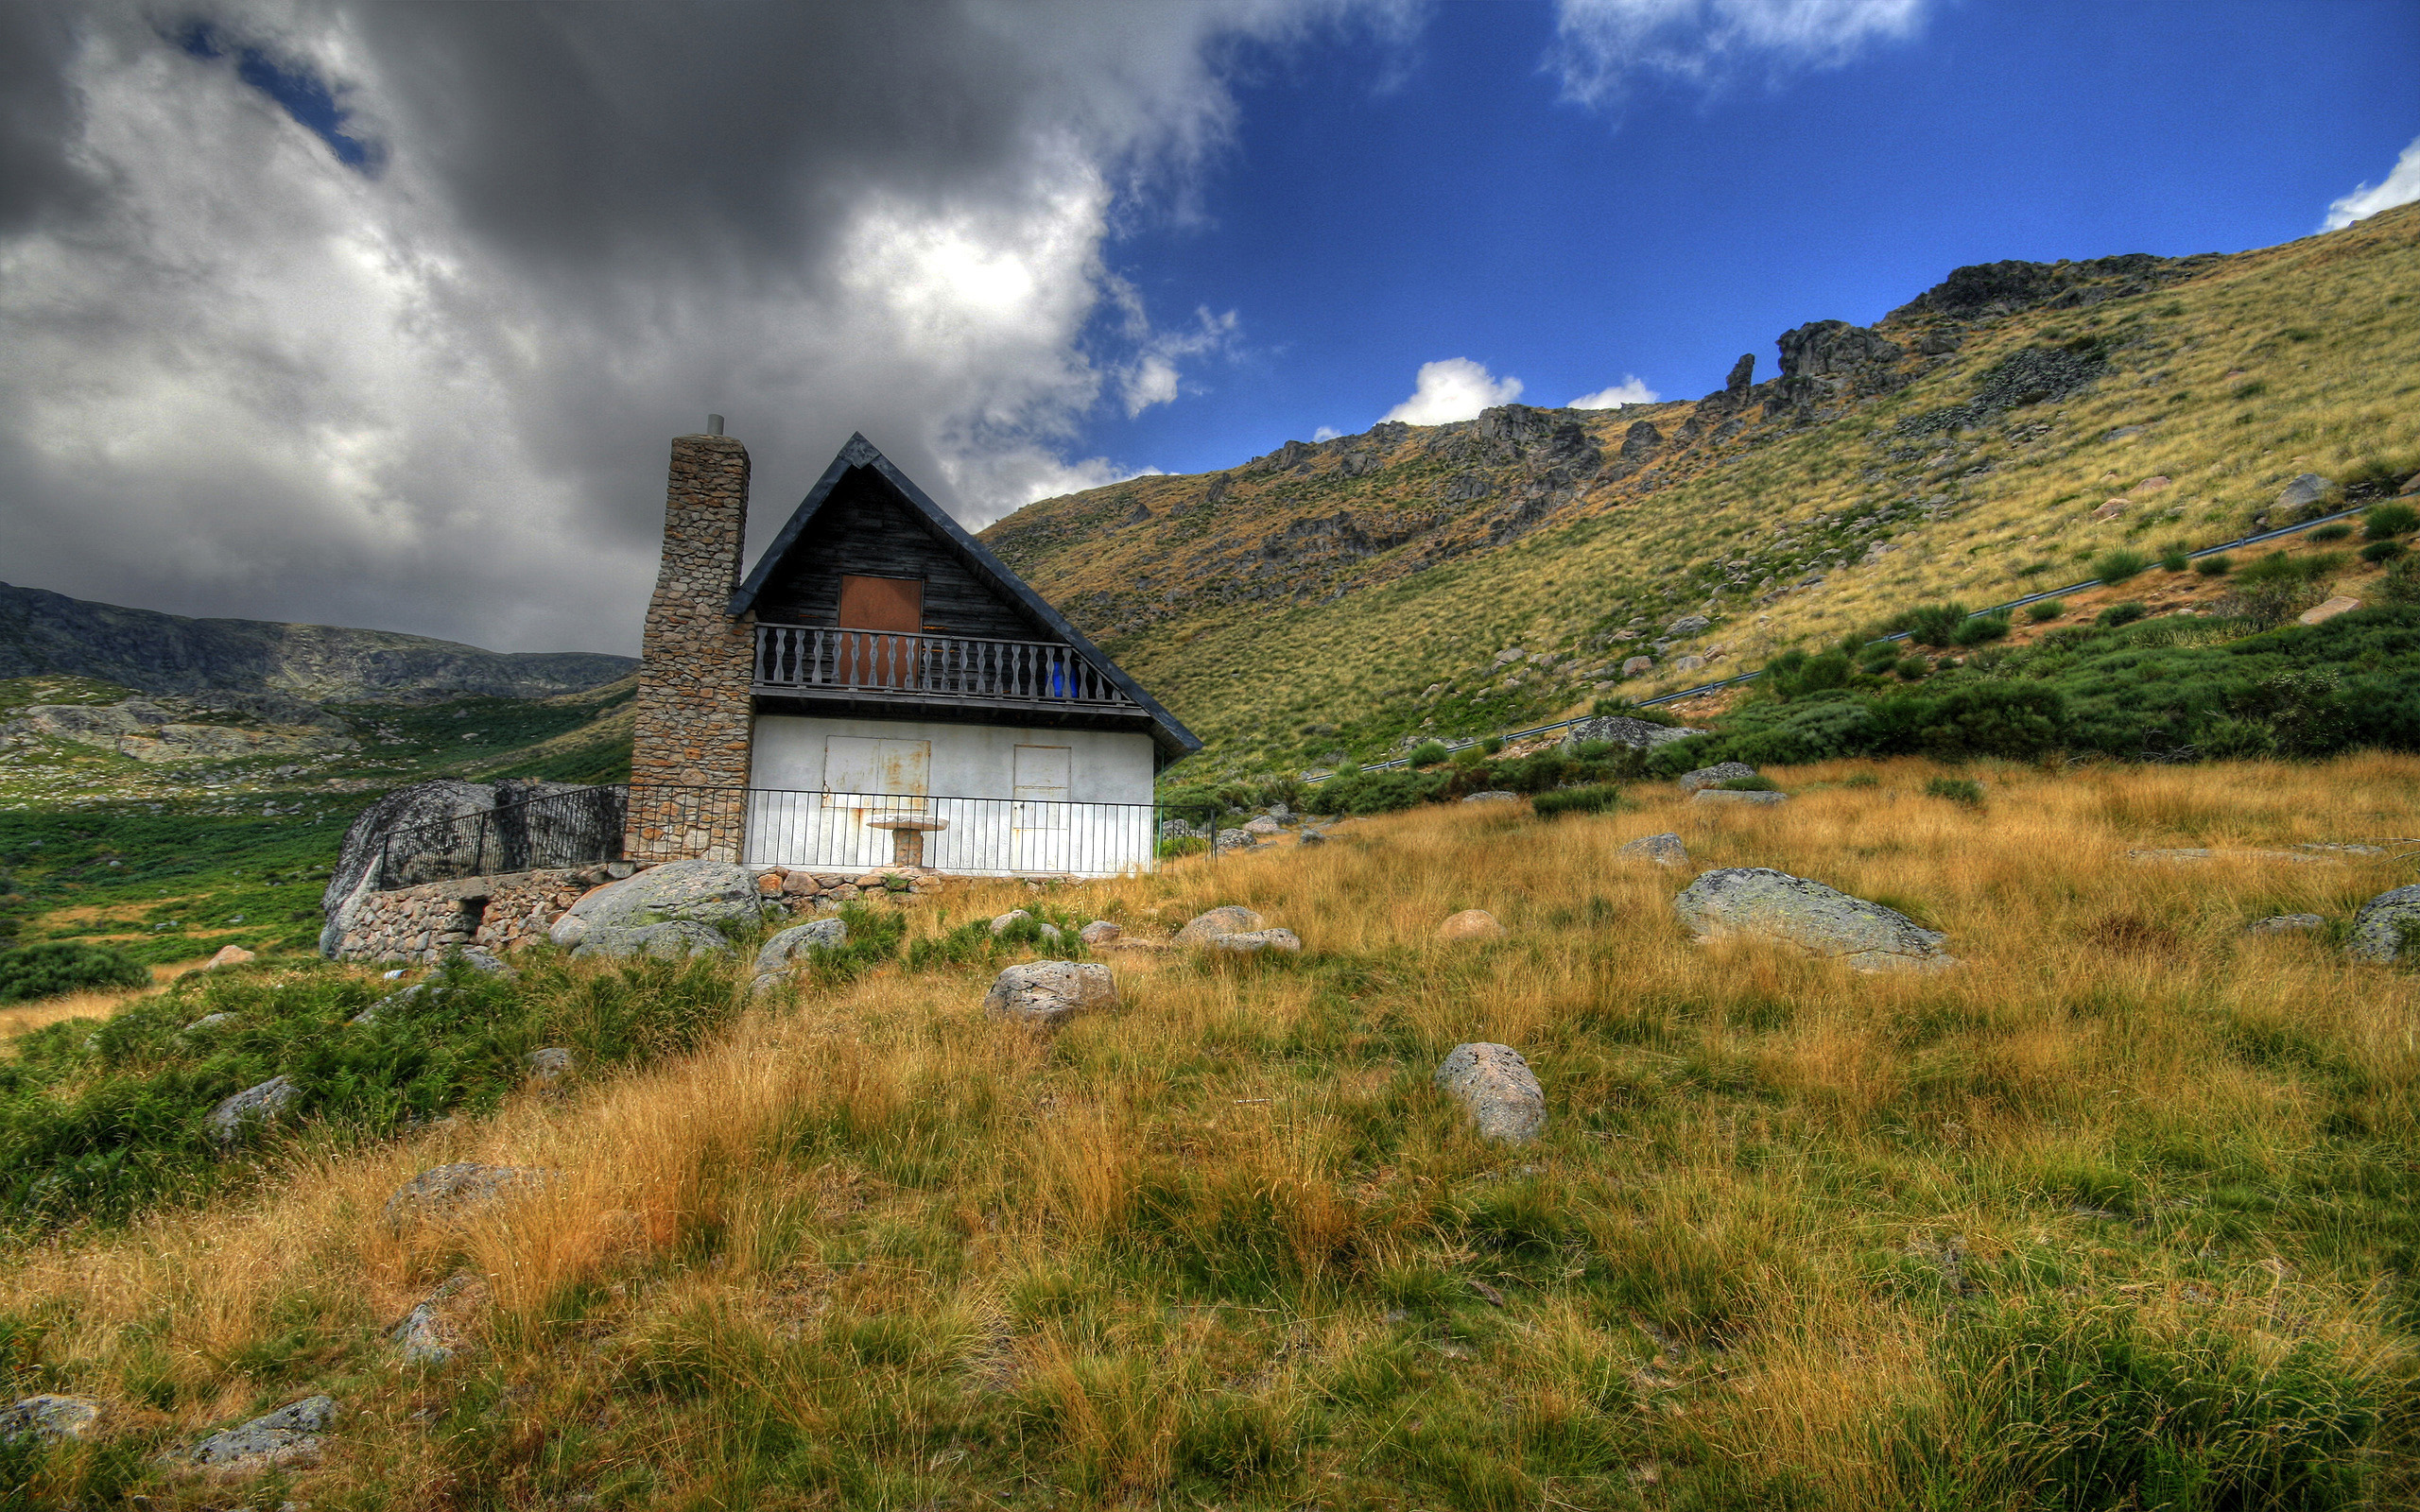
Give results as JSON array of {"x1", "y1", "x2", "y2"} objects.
[{"x1": 745, "y1": 713, "x2": 1158, "y2": 876}]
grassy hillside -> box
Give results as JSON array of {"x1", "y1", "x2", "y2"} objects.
[
  {"x1": 984, "y1": 205, "x2": 2420, "y2": 779},
  {"x1": 0, "y1": 756, "x2": 2413, "y2": 1507}
]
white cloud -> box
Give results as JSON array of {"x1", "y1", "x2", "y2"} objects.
[
  {"x1": 1569, "y1": 375, "x2": 1660, "y2": 408},
  {"x1": 0, "y1": 3, "x2": 1400, "y2": 654},
  {"x1": 1311, "y1": 425, "x2": 1342, "y2": 440},
  {"x1": 1549, "y1": 0, "x2": 1929, "y2": 106},
  {"x1": 2322, "y1": 134, "x2": 2420, "y2": 232},
  {"x1": 1380, "y1": 358, "x2": 1524, "y2": 425}
]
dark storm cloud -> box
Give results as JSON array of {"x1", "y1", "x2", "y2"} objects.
[{"x1": 0, "y1": 1, "x2": 1402, "y2": 654}]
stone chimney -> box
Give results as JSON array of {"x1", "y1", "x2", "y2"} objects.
[{"x1": 625, "y1": 427, "x2": 755, "y2": 864}]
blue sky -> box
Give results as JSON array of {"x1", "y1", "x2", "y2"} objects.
[
  {"x1": 1085, "y1": 0, "x2": 2420, "y2": 474},
  {"x1": 3, "y1": 0, "x2": 2414, "y2": 653}
]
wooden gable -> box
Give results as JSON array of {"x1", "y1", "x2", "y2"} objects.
[{"x1": 744, "y1": 471, "x2": 1047, "y2": 643}]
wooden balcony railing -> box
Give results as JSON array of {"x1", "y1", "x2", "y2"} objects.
[{"x1": 752, "y1": 624, "x2": 1137, "y2": 709}]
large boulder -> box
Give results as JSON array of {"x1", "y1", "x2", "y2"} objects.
[
  {"x1": 1674, "y1": 868, "x2": 1956, "y2": 972},
  {"x1": 186, "y1": 1395, "x2": 336, "y2": 1474},
  {"x1": 571, "y1": 919, "x2": 732, "y2": 960},
  {"x1": 2274, "y1": 473, "x2": 2336, "y2": 512},
  {"x1": 1677, "y1": 763, "x2": 1755, "y2": 793},
  {"x1": 1174, "y1": 906, "x2": 1263, "y2": 946},
  {"x1": 1563, "y1": 714, "x2": 1705, "y2": 750},
  {"x1": 0, "y1": 1395, "x2": 102, "y2": 1444},
  {"x1": 752, "y1": 918, "x2": 849, "y2": 981},
  {"x1": 553, "y1": 858, "x2": 763, "y2": 947},
  {"x1": 205, "y1": 1075, "x2": 299, "y2": 1148},
  {"x1": 1434, "y1": 1043, "x2": 1546, "y2": 1144},
  {"x1": 983, "y1": 961, "x2": 1118, "y2": 1027},
  {"x1": 2348, "y1": 885, "x2": 2420, "y2": 964}
]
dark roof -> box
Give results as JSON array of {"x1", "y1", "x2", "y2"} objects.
[{"x1": 732, "y1": 434, "x2": 1201, "y2": 761}]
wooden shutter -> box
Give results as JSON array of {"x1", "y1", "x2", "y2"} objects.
[{"x1": 835, "y1": 576, "x2": 923, "y2": 687}]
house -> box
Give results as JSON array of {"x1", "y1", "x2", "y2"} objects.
[{"x1": 623, "y1": 424, "x2": 1198, "y2": 879}]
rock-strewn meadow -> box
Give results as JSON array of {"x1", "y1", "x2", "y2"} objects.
[{"x1": 2, "y1": 755, "x2": 2415, "y2": 1508}]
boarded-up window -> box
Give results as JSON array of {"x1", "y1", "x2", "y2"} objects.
[
  {"x1": 1013, "y1": 745, "x2": 1070, "y2": 832},
  {"x1": 825, "y1": 736, "x2": 929, "y2": 817},
  {"x1": 835, "y1": 576, "x2": 923, "y2": 687}
]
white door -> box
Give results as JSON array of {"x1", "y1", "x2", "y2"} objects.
[{"x1": 1012, "y1": 744, "x2": 1070, "y2": 870}]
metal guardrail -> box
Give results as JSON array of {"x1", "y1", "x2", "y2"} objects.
[
  {"x1": 1314, "y1": 505, "x2": 2376, "y2": 780},
  {"x1": 373, "y1": 783, "x2": 629, "y2": 890},
  {"x1": 754, "y1": 623, "x2": 1136, "y2": 708}
]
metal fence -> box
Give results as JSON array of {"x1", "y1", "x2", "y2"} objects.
[{"x1": 372, "y1": 783, "x2": 629, "y2": 890}]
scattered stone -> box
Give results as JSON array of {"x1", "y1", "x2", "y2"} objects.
[
  {"x1": 2274, "y1": 472, "x2": 2335, "y2": 510},
  {"x1": 350, "y1": 982, "x2": 426, "y2": 1025},
  {"x1": 206, "y1": 944, "x2": 255, "y2": 970},
  {"x1": 392, "y1": 1272, "x2": 489, "y2": 1365},
  {"x1": 1216, "y1": 828, "x2": 1258, "y2": 852},
  {"x1": 1174, "y1": 906, "x2": 1264, "y2": 946},
  {"x1": 1693, "y1": 788, "x2": 1789, "y2": 807},
  {"x1": 2244, "y1": 914, "x2": 2325, "y2": 935},
  {"x1": 1208, "y1": 929, "x2": 1302, "y2": 954},
  {"x1": 2090, "y1": 499, "x2": 2128, "y2": 522},
  {"x1": 1433, "y1": 1043, "x2": 1547, "y2": 1144},
  {"x1": 1562, "y1": 714, "x2": 1704, "y2": 750},
  {"x1": 524, "y1": 1047, "x2": 576, "y2": 1085},
  {"x1": 1665, "y1": 614, "x2": 1712, "y2": 637},
  {"x1": 184, "y1": 1012, "x2": 237, "y2": 1032},
  {"x1": 452, "y1": 946, "x2": 513, "y2": 976},
  {"x1": 982, "y1": 961, "x2": 1118, "y2": 1028},
  {"x1": 0, "y1": 1394, "x2": 102, "y2": 1444},
  {"x1": 755, "y1": 871, "x2": 786, "y2": 896},
  {"x1": 1672, "y1": 868, "x2": 1957, "y2": 972},
  {"x1": 1438, "y1": 909, "x2": 1506, "y2": 942},
  {"x1": 990, "y1": 909, "x2": 1031, "y2": 933},
  {"x1": 205, "y1": 1075, "x2": 299, "y2": 1148},
  {"x1": 2347, "y1": 885, "x2": 2420, "y2": 964},
  {"x1": 1078, "y1": 920, "x2": 1122, "y2": 946},
  {"x1": 1242, "y1": 815, "x2": 1284, "y2": 836},
  {"x1": 570, "y1": 919, "x2": 732, "y2": 960},
  {"x1": 1461, "y1": 790, "x2": 1521, "y2": 804},
  {"x1": 1675, "y1": 763, "x2": 1756, "y2": 793},
  {"x1": 1621, "y1": 656, "x2": 1654, "y2": 678},
  {"x1": 2131, "y1": 474, "x2": 2171, "y2": 494},
  {"x1": 2297, "y1": 595, "x2": 2362, "y2": 626},
  {"x1": 384, "y1": 1162, "x2": 553, "y2": 1231},
  {"x1": 2104, "y1": 425, "x2": 2147, "y2": 442},
  {"x1": 753, "y1": 917, "x2": 849, "y2": 979},
  {"x1": 186, "y1": 1395, "x2": 336, "y2": 1474},
  {"x1": 1618, "y1": 833, "x2": 1690, "y2": 868},
  {"x1": 1298, "y1": 829, "x2": 1329, "y2": 847},
  {"x1": 1669, "y1": 654, "x2": 1707, "y2": 675}
]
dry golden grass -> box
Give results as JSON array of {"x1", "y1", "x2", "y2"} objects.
[{"x1": 5, "y1": 757, "x2": 2417, "y2": 1507}]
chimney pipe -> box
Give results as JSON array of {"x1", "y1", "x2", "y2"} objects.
[{"x1": 706, "y1": 413, "x2": 725, "y2": 436}]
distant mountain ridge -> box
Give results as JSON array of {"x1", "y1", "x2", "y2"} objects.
[{"x1": 0, "y1": 582, "x2": 635, "y2": 702}]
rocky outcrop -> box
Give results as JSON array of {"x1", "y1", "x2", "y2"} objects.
[
  {"x1": 1676, "y1": 763, "x2": 1756, "y2": 793},
  {"x1": 0, "y1": 1395, "x2": 102, "y2": 1443},
  {"x1": 2348, "y1": 885, "x2": 2420, "y2": 964},
  {"x1": 1433, "y1": 1043, "x2": 1546, "y2": 1143},
  {"x1": 0, "y1": 579, "x2": 632, "y2": 700},
  {"x1": 185, "y1": 1396, "x2": 337, "y2": 1473},
  {"x1": 982, "y1": 961, "x2": 1118, "y2": 1027},
  {"x1": 550, "y1": 858, "x2": 764, "y2": 947},
  {"x1": 204, "y1": 1075, "x2": 298, "y2": 1147},
  {"x1": 0, "y1": 696, "x2": 356, "y2": 764},
  {"x1": 392, "y1": 1273, "x2": 488, "y2": 1366},
  {"x1": 1673, "y1": 868, "x2": 1956, "y2": 972},
  {"x1": 1885, "y1": 252, "x2": 2208, "y2": 323}
]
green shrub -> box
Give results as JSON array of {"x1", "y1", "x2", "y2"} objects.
[
  {"x1": 2308, "y1": 523, "x2": 2352, "y2": 542},
  {"x1": 2026, "y1": 598, "x2": 2066, "y2": 623},
  {"x1": 1894, "y1": 657, "x2": 1930, "y2": 681},
  {"x1": 1716, "y1": 775, "x2": 1777, "y2": 792},
  {"x1": 0, "y1": 943, "x2": 147, "y2": 1004},
  {"x1": 2092, "y1": 548, "x2": 2150, "y2": 584},
  {"x1": 1766, "y1": 648, "x2": 1853, "y2": 700},
  {"x1": 2158, "y1": 545, "x2": 2190, "y2": 573},
  {"x1": 2360, "y1": 539, "x2": 2407, "y2": 565},
  {"x1": 1531, "y1": 784, "x2": 1623, "y2": 820},
  {"x1": 1856, "y1": 642, "x2": 1903, "y2": 674},
  {"x1": 2097, "y1": 602, "x2": 2149, "y2": 627},
  {"x1": 1897, "y1": 603, "x2": 1972, "y2": 648},
  {"x1": 1407, "y1": 741, "x2": 1451, "y2": 768},
  {"x1": 1587, "y1": 696, "x2": 1683, "y2": 727},
  {"x1": 1949, "y1": 614, "x2": 2011, "y2": 647},
  {"x1": 2378, "y1": 556, "x2": 2420, "y2": 606},
  {"x1": 1305, "y1": 768, "x2": 1450, "y2": 816},
  {"x1": 2363, "y1": 501, "x2": 2417, "y2": 539},
  {"x1": 1842, "y1": 772, "x2": 1880, "y2": 788},
  {"x1": 1478, "y1": 737, "x2": 1504, "y2": 756},
  {"x1": 2196, "y1": 554, "x2": 2234, "y2": 576},
  {"x1": 1925, "y1": 777, "x2": 1984, "y2": 806}
]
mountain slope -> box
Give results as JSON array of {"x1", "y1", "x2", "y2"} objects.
[
  {"x1": 984, "y1": 204, "x2": 2420, "y2": 775},
  {"x1": 0, "y1": 582, "x2": 635, "y2": 702}
]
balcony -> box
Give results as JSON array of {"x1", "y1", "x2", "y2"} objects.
[{"x1": 752, "y1": 624, "x2": 1139, "y2": 713}]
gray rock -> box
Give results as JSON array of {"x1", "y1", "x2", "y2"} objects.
[
  {"x1": 1619, "y1": 420, "x2": 1662, "y2": 462},
  {"x1": 560, "y1": 858, "x2": 764, "y2": 938},
  {"x1": 2244, "y1": 914, "x2": 2325, "y2": 936},
  {"x1": 1174, "y1": 906, "x2": 1264, "y2": 946},
  {"x1": 1242, "y1": 815, "x2": 1284, "y2": 836},
  {"x1": 1433, "y1": 1043, "x2": 1546, "y2": 1144},
  {"x1": 1669, "y1": 654, "x2": 1708, "y2": 676},
  {"x1": 2274, "y1": 472, "x2": 2336, "y2": 511},
  {"x1": 1777, "y1": 319, "x2": 1903, "y2": 380},
  {"x1": 1078, "y1": 920, "x2": 1122, "y2": 946},
  {"x1": 982, "y1": 960, "x2": 1118, "y2": 1027},
  {"x1": 1216, "y1": 828, "x2": 1258, "y2": 852},
  {"x1": 1673, "y1": 868, "x2": 1956, "y2": 973},
  {"x1": 1461, "y1": 790, "x2": 1521, "y2": 804},
  {"x1": 1563, "y1": 714, "x2": 1704, "y2": 750},
  {"x1": 1676, "y1": 763, "x2": 1757, "y2": 793},
  {"x1": 570, "y1": 919, "x2": 731, "y2": 960},
  {"x1": 2105, "y1": 424, "x2": 2147, "y2": 442},
  {"x1": 989, "y1": 909, "x2": 1032, "y2": 933},
  {"x1": 187, "y1": 1395, "x2": 336, "y2": 1472},
  {"x1": 350, "y1": 981, "x2": 428, "y2": 1025},
  {"x1": 384, "y1": 1162, "x2": 553, "y2": 1231},
  {"x1": 1621, "y1": 656, "x2": 1654, "y2": 678},
  {"x1": 0, "y1": 1394, "x2": 102, "y2": 1443},
  {"x1": 524, "y1": 1047, "x2": 576, "y2": 1085},
  {"x1": 753, "y1": 918, "x2": 849, "y2": 977},
  {"x1": 1208, "y1": 929, "x2": 1302, "y2": 954},
  {"x1": 1618, "y1": 833, "x2": 1689, "y2": 868},
  {"x1": 184, "y1": 1012, "x2": 237, "y2": 1032},
  {"x1": 205, "y1": 1075, "x2": 299, "y2": 1148},
  {"x1": 452, "y1": 946, "x2": 513, "y2": 977},
  {"x1": 320, "y1": 779, "x2": 496, "y2": 956},
  {"x1": 1693, "y1": 788, "x2": 1788, "y2": 807},
  {"x1": 2348, "y1": 885, "x2": 2420, "y2": 964},
  {"x1": 392, "y1": 1273, "x2": 486, "y2": 1365},
  {"x1": 1665, "y1": 614, "x2": 1711, "y2": 638},
  {"x1": 1298, "y1": 828, "x2": 1329, "y2": 846}
]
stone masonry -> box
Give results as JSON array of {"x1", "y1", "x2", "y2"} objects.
[
  {"x1": 327, "y1": 868, "x2": 613, "y2": 965},
  {"x1": 627, "y1": 433, "x2": 758, "y2": 864}
]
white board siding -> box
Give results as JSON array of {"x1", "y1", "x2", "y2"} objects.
[{"x1": 747, "y1": 714, "x2": 1155, "y2": 876}]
